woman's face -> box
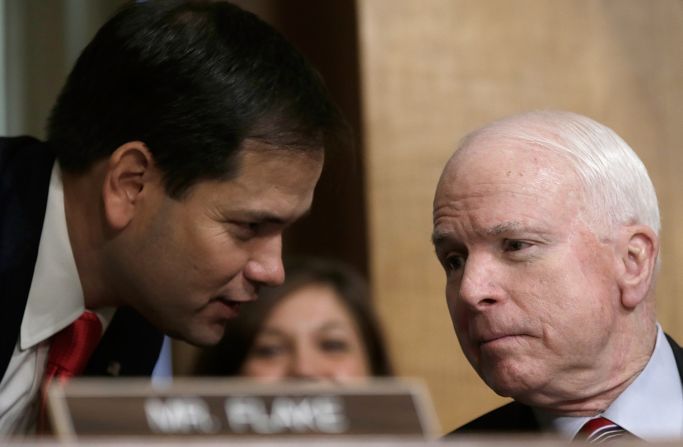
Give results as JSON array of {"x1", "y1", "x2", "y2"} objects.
[{"x1": 240, "y1": 284, "x2": 371, "y2": 381}]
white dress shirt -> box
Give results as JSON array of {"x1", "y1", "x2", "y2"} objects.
[
  {"x1": 536, "y1": 325, "x2": 683, "y2": 440},
  {"x1": 0, "y1": 163, "x2": 112, "y2": 435}
]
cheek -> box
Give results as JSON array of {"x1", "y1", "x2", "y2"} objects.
[
  {"x1": 527, "y1": 259, "x2": 616, "y2": 350},
  {"x1": 332, "y1": 353, "x2": 370, "y2": 379},
  {"x1": 569, "y1": 228, "x2": 619, "y2": 296},
  {"x1": 186, "y1": 237, "x2": 250, "y2": 285},
  {"x1": 445, "y1": 286, "x2": 456, "y2": 315},
  {"x1": 355, "y1": 350, "x2": 372, "y2": 375},
  {"x1": 338, "y1": 337, "x2": 372, "y2": 377},
  {"x1": 179, "y1": 219, "x2": 241, "y2": 266},
  {"x1": 447, "y1": 291, "x2": 470, "y2": 339},
  {"x1": 453, "y1": 316, "x2": 478, "y2": 367},
  {"x1": 444, "y1": 290, "x2": 477, "y2": 363},
  {"x1": 518, "y1": 268, "x2": 577, "y2": 327},
  {"x1": 446, "y1": 285, "x2": 462, "y2": 322}
]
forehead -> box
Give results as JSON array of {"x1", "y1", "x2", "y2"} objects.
[
  {"x1": 182, "y1": 141, "x2": 324, "y2": 216},
  {"x1": 235, "y1": 140, "x2": 325, "y2": 183},
  {"x1": 446, "y1": 134, "x2": 575, "y2": 186},
  {"x1": 433, "y1": 137, "x2": 585, "y2": 236},
  {"x1": 438, "y1": 133, "x2": 583, "y2": 197}
]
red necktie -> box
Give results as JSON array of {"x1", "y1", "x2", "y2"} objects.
[
  {"x1": 38, "y1": 311, "x2": 103, "y2": 430},
  {"x1": 575, "y1": 416, "x2": 633, "y2": 443}
]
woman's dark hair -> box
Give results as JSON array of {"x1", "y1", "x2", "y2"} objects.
[
  {"x1": 195, "y1": 257, "x2": 393, "y2": 376},
  {"x1": 47, "y1": 0, "x2": 346, "y2": 198}
]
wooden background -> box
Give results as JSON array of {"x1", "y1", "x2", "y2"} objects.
[
  {"x1": 5, "y1": 0, "x2": 682, "y2": 435},
  {"x1": 357, "y1": 0, "x2": 683, "y2": 432},
  {"x1": 358, "y1": 0, "x2": 683, "y2": 431}
]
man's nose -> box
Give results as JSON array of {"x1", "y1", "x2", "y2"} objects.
[
  {"x1": 244, "y1": 235, "x2": 285, "y2": 287},
  {"x1": 456, "y1": 253, "x2": 503, "y2": 309}
]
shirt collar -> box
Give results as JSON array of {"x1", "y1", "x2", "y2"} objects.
[
  {"x1": 603, "y1": 326, "x2": 683, "y2": 439},
  {"x1": 20, "y1": 163, "x2": 114, "y2": 349},
  {"x1": 536, "y1": 325, "x2": 683, "y2": 440}
]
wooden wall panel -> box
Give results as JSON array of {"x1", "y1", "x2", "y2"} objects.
[{"x1": 357, "y1": 0, "x2": 683, "y2": 433}]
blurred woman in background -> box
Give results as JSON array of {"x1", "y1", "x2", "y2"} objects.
[{"x1": 195, "y1": 257, "x2": 392, "y2": 381}]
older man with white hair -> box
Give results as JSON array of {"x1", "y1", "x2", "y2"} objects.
[{"x1": 432, "y1": 110, "x2": 682, "y2": 440}]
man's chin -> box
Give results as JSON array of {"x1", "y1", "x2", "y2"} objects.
[
  {"x1": 480, "y1": 365, "x2": 536, "y2": 399},
  {"x1": 171, "y1": 325, "x2": 226, "y2": 347}
]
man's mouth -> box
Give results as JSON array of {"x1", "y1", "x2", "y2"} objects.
[
  {"x1": 213, "y1": 296, "x2": 243, "y2": 318},
  {"x1": 477, "y1": 333, "x2": 530, "y2": 350},
  {"x1": 480, "y1": 334, "x2": 513, "y2": 344}
]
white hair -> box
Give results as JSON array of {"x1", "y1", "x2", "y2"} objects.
[{"x1": 458, "y1": 110, "x2": 660, "y2": 236}]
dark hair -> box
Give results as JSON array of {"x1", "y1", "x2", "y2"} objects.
[
  {"x1": 195, "y1": 257, "x2": 393, "y2": 377},
  {"x1": 47, "y1": 0, "x2": 346, "y2": 197}
]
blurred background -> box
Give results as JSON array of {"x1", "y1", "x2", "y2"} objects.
[{"x1": 1, "y1": 0, "x2": 682, "y2": 434}]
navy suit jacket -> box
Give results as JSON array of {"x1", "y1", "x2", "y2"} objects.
[
  {"x1": 0, "y1": 136, "x2": 163, "y2": 382},
  {"x1": 450, "y1": 334, "x2": 683, "y2": 434}
]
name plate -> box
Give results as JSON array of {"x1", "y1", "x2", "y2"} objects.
[{"x1": 48, "y1": 378, "x2": 438, "y2": 439}]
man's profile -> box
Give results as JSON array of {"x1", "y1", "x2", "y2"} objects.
[
  {"x1": 432, "y1": 110, "x2": 682, "y2": 440},
  {"x1": 0, "y1": 0, "x2": 345, "y2": 434}
]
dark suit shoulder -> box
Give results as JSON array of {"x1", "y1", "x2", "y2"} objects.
[
  {"x1": 85, "y1": 307, "x2": 164, "y2": 377},
  {"x1": 448, "y1": 401, "x2": 539, "y2": 435},
  {"x1": 0, "y1": 136, "x2": 45, "y2": 168},
  {"x1": 665, "y1": 333, "x2": 683, "y2": 384},
  {"x1": 0, "y1": 136, "x2": 54, "y2": 382},
  {"x1": 666, "y1": 333, "x2": 682, "y2": 356}
]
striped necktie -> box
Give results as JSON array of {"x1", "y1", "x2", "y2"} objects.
[{"x1": 575, "y1": 417, "x2": 633, "y2": 443}]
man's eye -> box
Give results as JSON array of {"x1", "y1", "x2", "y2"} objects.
[
  {"x1": 444, "y1": 254, "x2": 465, "y2": 272},
  {"x1": 503, "y1": 239, "x2": 531, "y2": 252},
  {"x1": 242, "y1": 222, "x2": 261, "y2": 231},
  {"x1": 231, "y1": 221, "x2": 260, "y2": 239}
]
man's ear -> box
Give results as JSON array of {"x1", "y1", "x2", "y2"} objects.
[
  {"x1": 617, "y1": 224, "x2": 658, "y2": 309},
  {"x1": 102, "y1": 141, "x2": 156, "y2": 230}
]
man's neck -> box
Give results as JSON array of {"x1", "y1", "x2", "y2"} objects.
[
  {"x1": 62, "y1": 165, "x2": 113, "y2": 309},
  {"x1": 525, "y1": 321, "x2": 658, "y2": 416},
  {"x1": 534, "y1": 326, "x2": 683, "y2": 440}
]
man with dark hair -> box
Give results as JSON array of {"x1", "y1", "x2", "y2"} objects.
[{"x1": 0, "y1": 0, "x2": 344, "y2": 434}]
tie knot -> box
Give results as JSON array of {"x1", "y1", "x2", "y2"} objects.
[
  {"x1": 575, "y1": 416, "x2": 631, "y2": 444},
  {"x1": 47, "y1": 310, "x2": 103, "y2": 378},
  {"x1": 39, "y1": 311, "x2": 103, "y2": 432}
]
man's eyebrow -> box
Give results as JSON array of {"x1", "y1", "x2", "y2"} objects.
[
  {"x1": 237, "y1": 211, "x2": 286, "y2": 225},
  {"x1": 432, "y1": 222, "x2": 549, "y2": 246},
  {"x1": 487, "y1": 222, "x2": 522, "y2": 236},
  {"x1": 241, "y1": 208, "x2": 313, "y2": 225},
  {"x1": 431, "y1": 231, "x2": 449, "y2": 247},
  {"x1": 432, "y1": 223, "x2": 519, "y2": 246},
  {"x1": 431, "y1": 231, "x2": 466, "y2": 253},
  {"x1": 488, "y1": 222, "x2": 553, "y2": 238}
]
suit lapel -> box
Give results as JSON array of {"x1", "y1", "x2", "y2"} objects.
[
  {"x1": 84, "y1": 307, "x2": 163, "y2": 377},
  {"x1": 665, "y1": 333, "x2": 683, "y2": 385},
  {"x1": 451, "y1": 400, "x2": 539, "y2": 434}
]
